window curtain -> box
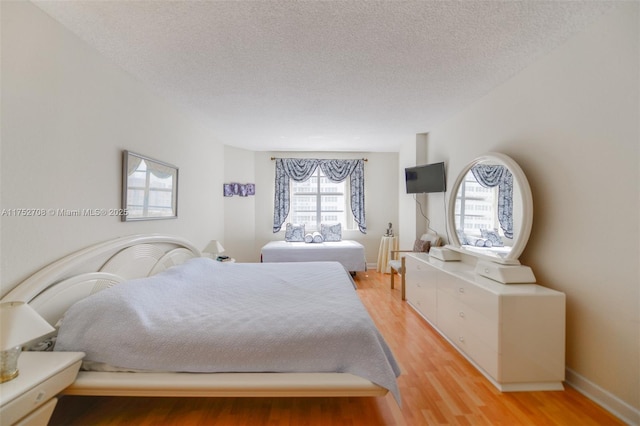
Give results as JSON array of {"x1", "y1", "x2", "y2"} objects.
[
  {"x1": 470, "y1": 164, "x2": 514, "y2": 239},
  {"x1": 273, "y1": 158, "x2": 366, "y2": 234},
  {"x1": 127, "y1": 156, "x2": 143, "y2": 176}
]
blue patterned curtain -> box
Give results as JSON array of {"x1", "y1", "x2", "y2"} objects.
[
  {"x1": 273, "y1": 158, "x2": 366, "y2": 233},
  {"x1": 471, "y1": 165, "x2": 514, "y2": 239}
]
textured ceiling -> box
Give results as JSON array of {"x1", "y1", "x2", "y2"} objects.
[{"x1": 33, "y1": 1, "x2": 615, "y2": 152}]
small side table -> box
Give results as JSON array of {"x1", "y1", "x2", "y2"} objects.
[
  {"x1": 377, "y1": 236, "x2": 398, "y2": 274},
  {"x1": 0, "y1": 351, "x2": 84, "y2": 426}
]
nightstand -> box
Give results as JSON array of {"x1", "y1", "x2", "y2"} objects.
[{"x1": 0, "y1": 351, "x2": 84, "y2": 426}]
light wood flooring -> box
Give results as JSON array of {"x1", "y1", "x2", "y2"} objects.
[{"x1": 50, "y1": 270, "x2": 623, "y2": 425}]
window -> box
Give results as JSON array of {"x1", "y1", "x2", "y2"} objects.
[
  {"x1": 126, "y1": 159, "x2": 175, "y2": 218},
  {"x1": 454, "y1": 170, "x2": 500, "y2": 236},
  {"x1": 286, "y1": 168, "x2": 355, "y2": 231}
]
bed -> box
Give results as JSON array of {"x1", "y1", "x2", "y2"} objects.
[
  {"x1": 261, "y1": 240, "x2": 367, "y2": 273},
  {"x1": 1, "y1": 234, "x2": 399, "y2": 401}
]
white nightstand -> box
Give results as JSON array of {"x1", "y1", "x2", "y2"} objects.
[{"x1": 0, "y1": 351, "x2": 84, "y2": 426}]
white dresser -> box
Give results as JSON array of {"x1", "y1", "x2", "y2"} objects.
[{"x1": 405, "y1": 252, "x2": 565, "y2": 391}]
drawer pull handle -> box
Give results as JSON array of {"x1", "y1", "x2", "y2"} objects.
[
  {"x1": 458, "y1": 336, "x2": 465, "y2": 343},
  {"x1": 459, "y1": 311, "x2": 465, "y2": 318},
  {"x1": 458, "y1": 288, "x2": 465, "y2": 293}
]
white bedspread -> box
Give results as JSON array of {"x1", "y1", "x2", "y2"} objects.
[
  {"x1": 55, "y1": 259, "x2": 400, "y2": 401},
  {"x1": 261, "y1": 240, "x2": 366, "y2": 271}
]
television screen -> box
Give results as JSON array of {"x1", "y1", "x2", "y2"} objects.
[{"x1": 405, "y1": 162, "x2": 446, "y2": 194}]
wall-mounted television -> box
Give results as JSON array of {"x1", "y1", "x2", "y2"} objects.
[{"x1": 405, "y1": 162, "x2": 446, "y2": 194}]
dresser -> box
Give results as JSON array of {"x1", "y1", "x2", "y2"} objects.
[{"x1": 405, "y1": 252, "x2": 565, "y2": 391}]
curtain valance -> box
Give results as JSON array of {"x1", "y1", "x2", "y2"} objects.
[
  {"x1": 273, "y1": 158, "x2": 366, "y2": 233},
  {"x1": 127, "y1": 157, "x2": 174, "y2": 179}
]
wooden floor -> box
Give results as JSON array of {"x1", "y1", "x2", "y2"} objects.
[{"x1": 50, "y1": 271, "x2": 623, "y2": 426}]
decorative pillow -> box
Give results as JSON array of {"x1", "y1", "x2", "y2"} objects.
[
  {"x1": 285, "y1": 223, "x2": 305, "y2": 242},
  {"x1": 312, "y1": 231, "x2": 324, "y2": 243},
  {"x1": 481, "y1": 228, "x2": 504, "y2": 247},
  {"x1": 304, "y1": 233, "x2": 314, "y2": 243},
  {"x1": 320, "y1": 223, "x2": 342, "y2": 242},
  {"x1": 413, "y1": 239, "x2": 431, "y2": 253}
]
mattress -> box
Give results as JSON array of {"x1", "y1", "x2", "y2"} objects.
[{"x1": 261, "y1": 240, "x2": 366, "y2": 272}]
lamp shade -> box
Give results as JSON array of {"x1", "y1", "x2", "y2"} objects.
[
  {"x1": 203, "y1": 240, "x2": 225, "y2": 255},
  {"x1": 0, "y1": 302, "x2": 55, "y2": 351}
]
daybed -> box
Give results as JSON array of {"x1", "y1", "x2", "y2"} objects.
[
  {"x1": 261, "y1": 240, "x2": 367, "y2": 273},
  {"x1": 1, "y1": 234, "x2": 399, "y2": 400}
]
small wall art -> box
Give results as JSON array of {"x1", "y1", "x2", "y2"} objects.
[{"x1": 223, "y1": 182, "x2": 255, "y2": 197}]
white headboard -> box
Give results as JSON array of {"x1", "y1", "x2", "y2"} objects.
[{"x1": 1, "y1": 234, "x2": 200, "y2": 326}]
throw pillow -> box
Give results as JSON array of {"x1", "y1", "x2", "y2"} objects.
[
  {"x1": 285, "y1": 223, "x2": 305, "y2": 242},
  {"x1": 321, "y1": 223, "x2": 342, "y2": 242},
  {"x1": 480, "y1": 228, "x2": 504, "y2": 247},
  {"x1": 413, "y1": 239, "x2": 431, "y2": 253}
]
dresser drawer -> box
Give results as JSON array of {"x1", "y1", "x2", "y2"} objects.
[
  {"x1": 437, "y1": 289, "x2": 499, "y2": 350},
  {"x1": 408, "y1": 280, "x2": 436, "y2": 320},
  {"x1": 457, "y1": 328, "x2": 499, "y2": 380},
  {"x1": 405, "y1": 257, "x2": 438, "y2": 322},
  {"x1": 436, "y1": 289, "x2": 459, "y2": 339},
  {"x1": 438, "y1": 277, "x2": 498, "y2": 321},
  {"x1": 460, "y1": 303, "x2": 499, "y2": 350},
  {"x1": 13, "y1": 398, "x2": 57, "y2": 426}
]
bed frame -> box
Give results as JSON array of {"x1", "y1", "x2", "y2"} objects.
[{"x1": 1, "y1": 234, "x2": 387, "y2": 398}]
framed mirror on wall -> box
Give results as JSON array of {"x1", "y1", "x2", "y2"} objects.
[{"x1": 122, "y1": 151, "x2": 178, "y2": 221}]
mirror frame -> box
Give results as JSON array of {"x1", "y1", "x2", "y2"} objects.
[
  {"x1": 446, "y1": 152, "x2": 533, "y2": 264},
  {"x1": 122, "y1": 151, "x2": 179, "y2": 222}
]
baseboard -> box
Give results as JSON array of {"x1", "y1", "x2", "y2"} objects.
[{"x1": 565, "y1": 367, "x2": 639, "y2": 425}]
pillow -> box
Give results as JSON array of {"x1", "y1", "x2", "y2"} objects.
[
  {"x1": 413, "y1": 239, "x2": 431, "y2": 253},
  {"x1": 320, "y1": 223, "x2": 342, "y2": 242},
  {"x1": 285, "y1": 223, "x2": 305, "y2": 242},
  {"x1": 481, "y1": 228, "x2": 504, "y2": 247},
  {"x1": 304, "y1": 233, "x2": 313, "y2": 243},
  {"x1": 420, "y1": 232, "x2": 442, "y2": 247},
  {"x1": 312, "y1": 231, "x2": 324, "y2": 243}
]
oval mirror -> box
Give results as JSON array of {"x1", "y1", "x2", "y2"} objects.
[{"x1": 446, "y1": 153, "x2": 533, "y2": 264}]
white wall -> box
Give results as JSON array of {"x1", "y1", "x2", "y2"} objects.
[
  {"x1": 398, "y1": 140, "x2": 419, "y2": 250},
  {"x1": 398, "y1": 133, "x2": 449, "y2": 250},
  {"x1": 1, "y1": 2, "x2": 225, "y2": 296},
  {"x1": 252, "y1": 151, "x2": 398, "y2": 265},
  {"x1": 223, "y1": 146, "x2": 255, "y2": 262},
  {"x1": 425, "y1": 5, "x2": 639, "y2": 421}
]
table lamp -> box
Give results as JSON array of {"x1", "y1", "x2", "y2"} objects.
[
  {"x1": 202, "y1": 240, "x2": 225, "y2": 258},
  {"x1": 0, "y1": 301, "x2": 55, "y2": 383}
]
